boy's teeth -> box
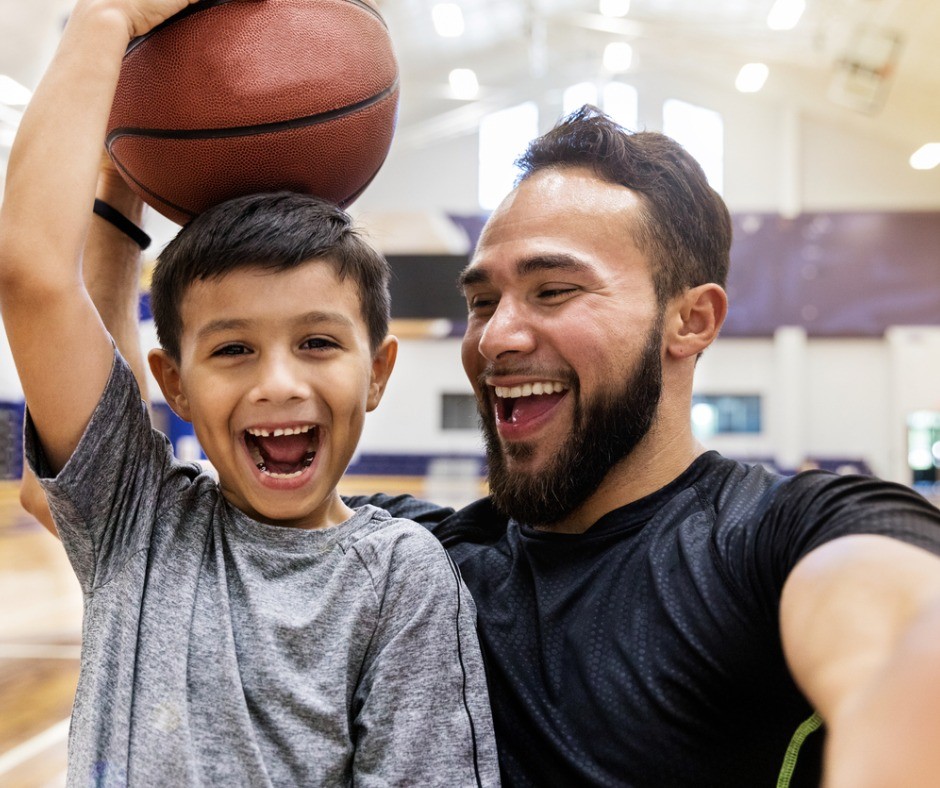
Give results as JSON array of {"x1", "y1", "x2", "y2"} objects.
[
  {"x1": 254, "y1": 450, "x2": 316, "y2": 478},
  {"x1": 247, "y1": 425, "x2": 314, "y2": 438},
  {"x1": 494, "y1": 382, "x2": 567, "y2": 398}
]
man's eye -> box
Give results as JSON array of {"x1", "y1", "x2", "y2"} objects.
[
  {"x1": 539, "y1": 287, "x2": 578, "y2": 300},
  {"x1": 469, "y1": 296, "x2": 497, "y2": 312}
]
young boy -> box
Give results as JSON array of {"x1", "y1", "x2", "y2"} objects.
[{"x1": 0, "y1": 1, "x2": 498, "y2": 785}]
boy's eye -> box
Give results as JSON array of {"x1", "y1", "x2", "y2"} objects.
[
  {"x1": 302, "y1": 337, "x2": 340, "y2": 351},
  {"x1": 213, "y1": 343, "x2": 250, "y2": 357}
]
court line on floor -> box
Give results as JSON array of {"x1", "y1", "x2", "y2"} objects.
[
  {"x1": 0, "y1": 644, "x2": 81, "y2": 659},
  {"x1": 0, "y1": 718, "x2": 70, "y2": 778}
]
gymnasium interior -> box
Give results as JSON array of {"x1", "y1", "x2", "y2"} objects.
[{"x1": 1, "y1": 0, "x2": 940, "y2": 784}]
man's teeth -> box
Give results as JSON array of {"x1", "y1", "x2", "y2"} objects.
[
  {"x1": 246, "y1": 425, "x2": 315, "y2": 438},
  {"x1": 494, "y1": 382, "x2": 567, "y2": 398}
]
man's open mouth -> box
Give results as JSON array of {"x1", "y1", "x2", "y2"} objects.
[
  {"x1": 493, "y1": 381, "x2": 568, "y2": 424},
  {"x1": 244, "y1": 425, "x2": 319, "y2": 479}
]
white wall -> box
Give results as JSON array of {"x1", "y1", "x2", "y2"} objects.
[{"x1": 692, "y1": 329, "x2": 940, "y2": 484}]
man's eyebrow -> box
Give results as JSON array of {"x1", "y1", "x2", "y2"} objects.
[
  {"x1": 457, "y1": 265, "x2": 489, "y2": 290},
  {"x1": 194, "y1": 310, "x2": 355, "y2": 340},
  {"x1": 458, "y1": 254, "x2": 592, "y2": 290}
]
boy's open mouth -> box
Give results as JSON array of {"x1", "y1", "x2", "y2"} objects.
[
  {"x1": 244, "y1": 425, "x2": 319, "y2": 479},
  {"x1": 493, "y1": 381, "x2": 568, "y2": 424}
]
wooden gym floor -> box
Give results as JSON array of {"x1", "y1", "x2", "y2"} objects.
[
  {"x1": 0, "y1": 473, "x2": 484, "y2": 786},
  {"x1": 0, "y1": 481, "x2": 80, "y2": 787}
]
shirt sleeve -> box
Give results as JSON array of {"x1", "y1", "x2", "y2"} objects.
[
  {"x1": 24, "y1": 349, "x2": 189, "y2": 592},
  {"x1": 721, "y1": 469, "x2": 940, "y2": 613},
  {"x1": 342, "y1": 493, "x2": 457, "y2": 529},
  {"x1": 349, "y1": 521, "x2": 500, "y2": 787}
]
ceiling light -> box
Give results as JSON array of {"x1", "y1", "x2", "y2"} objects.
[
  {"x1": 0, "y1": 75, "x2": 32, "y2": 106},
  {"x1": 767, "y1": 0, "x2": 805, "y2": 31},
  {"x1": 603, "y1": 42, "x2": 633, "y2": 73},
  {"x1": 599, "y1": 0, "x2": 630, "y2": 18},
  {"x1": 432, "y1": 3, "x2": 465, "y2": 38},
  {"x1": 449, "y1": 68, "x2": 479, "y2": 100},
  {"x1": 910, "y1": 143, "x2": 940, "y2": 171},
  {"x1": 735, "y1": 63, "x2": 769, "y2": 93}
]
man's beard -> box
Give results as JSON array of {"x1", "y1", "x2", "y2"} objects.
[{"x1": 478, "y1": 315, "x2": 664, "y2": 528}]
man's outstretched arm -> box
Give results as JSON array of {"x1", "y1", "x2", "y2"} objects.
[{"x1": 781, "y1": 533, "x2": 940, "y2": 786}]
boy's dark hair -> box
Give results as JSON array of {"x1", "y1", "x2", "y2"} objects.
[
  {"x1": 516, "y1": 105, "x2": 732, "y2": 305},
  {"x1": 151, "y1": 192, "x2": 391, "y2": 360}
]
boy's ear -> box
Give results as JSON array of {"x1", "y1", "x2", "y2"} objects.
[
  {"x1": 148, "y1": 349, "x2": 192, "y2": 422},
  {"x1": 665, "y1": 283, "x2": 728, "y2": 360},
  {"x1": 367, "y1": 335, "x2": 398, "y2": 412}
]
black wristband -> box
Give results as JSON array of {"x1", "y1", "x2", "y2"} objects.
[{"x1": 93, "y1": 198, "x2": 152, "y2": 250}]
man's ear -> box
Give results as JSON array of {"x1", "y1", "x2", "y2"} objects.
[
  {"x1": 367, "y1": 335, "x2": 398, "y2": 412},
  {"x1": 665, "y1": 283, "x2": 728, "y2": 360},
  {"x1": 148, "y1": 349, "x2": 192, "y2": 422}
]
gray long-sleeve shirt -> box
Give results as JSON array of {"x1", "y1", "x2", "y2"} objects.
[{"x1": 28, "y1": 351, "x2": 498, "y2": 787}]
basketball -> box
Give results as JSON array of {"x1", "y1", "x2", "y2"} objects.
[{"x1": 105, "y1": 0, "x2": 399, "y2": 226}]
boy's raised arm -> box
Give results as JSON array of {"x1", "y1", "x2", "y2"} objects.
[{"x1": 0, "y1": 0, "x2": 195, "y2": 475}]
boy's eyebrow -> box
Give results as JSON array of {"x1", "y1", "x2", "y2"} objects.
[
  {"x1": 195, "y1": 310, "x2": 356, "y2": 340},
  {"x1": 458, "y1": 254, "x2": 592, "y2": 290}
]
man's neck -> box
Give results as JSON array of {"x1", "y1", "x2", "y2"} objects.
[{"x1": 533, "y1": 430, "x2": 706, "y2": 535}]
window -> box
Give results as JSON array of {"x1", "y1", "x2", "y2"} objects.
[
  {"x1": 563, "y1": 82, "x2": 598, "y2": 115},
  {"x1": 478, "y1": 102, "x2": 539, "y2": 210},
  {"x1": 663, "y1": 99, "x2": 724, "y2": 193},
  {"x1": 691, "y1": 394, "x2": 761, "y2": 439},
  {"x1": 563, "y1": 81, "x2": 637, "y2": 130},
  {"x1": 602, "y1": 82, "x2": 638, "y2": 130}
]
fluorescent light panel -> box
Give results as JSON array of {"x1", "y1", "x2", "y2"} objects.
[
  {"x1": 599, "y1": 0, "x2": 630, "y2": 18},
  {"x1": 449, "y1": 68, "x2": 479, "y2": 100},
  {"x1": 767, "y1": 0, "x2": 805, "y2": 31},
  {"x1": 736, "y1": 63, "x2": 769, "y2": 93},
  {"x1": 432, "y1": 3, "x2": 465, "y2": 37},
  {"x1": 910, "y1": 143, "x2": 940, "y2": 171},
  {"x1": 603, "y1": 42, "x2": 633, "y2": 73}
]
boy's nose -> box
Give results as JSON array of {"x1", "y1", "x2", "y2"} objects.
[
  {"x1": 249, "y1": 353, "x2": 310, "y2": 404},
  {"x1": 477, "y1": 299, "x2": 537, "y2": 362}
]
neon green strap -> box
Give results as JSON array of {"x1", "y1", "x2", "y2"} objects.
[{"x1": 776, "y1": 712, "x2": 824, "y2": 788}]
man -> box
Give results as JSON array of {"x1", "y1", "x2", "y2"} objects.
[
  {"x1": 23, "y1": 106, "x2": 940, "y2": 786},
  {"x1": 355, "y1": 106, "x2": 940, "y2": 787}
]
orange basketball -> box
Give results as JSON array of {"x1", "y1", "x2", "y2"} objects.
[{"x1": 106, "y1": 0, "x2": 399, "y2": 225}]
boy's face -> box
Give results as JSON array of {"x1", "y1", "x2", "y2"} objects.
[{"x1": 149, "y1": 259, "x2": 396, "y2": 530}]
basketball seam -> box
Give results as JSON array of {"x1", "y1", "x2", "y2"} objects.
[
  {"x1": 107, "y1": 86, "x2": 399, "y2": 221},
  {"x1": 106, "y1": 81, "x2": 398, "y2": 144},
  {"x1": 125, "y1": 0, "x2": 387, "y2": 55}
]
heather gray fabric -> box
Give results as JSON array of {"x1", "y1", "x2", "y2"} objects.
[{"x1": 27, "y1": 351, "x2": 498, "y2": 788}]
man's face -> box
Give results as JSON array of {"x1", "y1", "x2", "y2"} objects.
[
  {"x1": 460, "y1": 166, "x2": 665, "y2": 526},
  {"x1": 154, "y1": 260, "x2": 394, "y2": 530}
]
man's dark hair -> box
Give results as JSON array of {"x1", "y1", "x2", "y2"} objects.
[
  {"x1": 516, "y1": 105, "x2": 732, "y2": 304},
  {"x1": 151, "y1": 192, "x2": 391, "y2": 360}
]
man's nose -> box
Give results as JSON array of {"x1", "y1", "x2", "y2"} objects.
[{"x1": 477, "y1": 299, "x2": 537, "y2": 362}]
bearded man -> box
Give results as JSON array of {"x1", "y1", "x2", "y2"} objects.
[{"x1": 356, "y1": 107, "x2": 940, "y2": 788}]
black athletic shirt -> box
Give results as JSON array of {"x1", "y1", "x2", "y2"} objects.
[{"x1": 347, "y1": 452, "x2": 940, "y2": 786}]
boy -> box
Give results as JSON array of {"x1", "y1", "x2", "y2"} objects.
[{"x1": 0, "y1": 1, "x2": 498, "y2": 785}]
